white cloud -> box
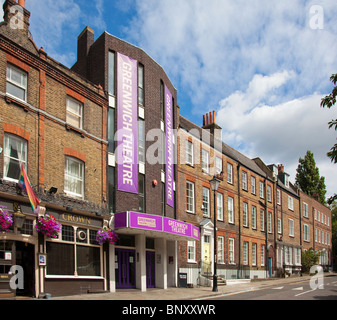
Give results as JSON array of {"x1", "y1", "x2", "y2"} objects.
[
  {"x1": 217, "y1": 72, "x2": 337, "y2": 198},
  {"x1": 125, "y1": 0, "x2": 337, "y2": 198}
]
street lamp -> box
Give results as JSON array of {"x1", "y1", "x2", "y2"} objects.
[{"x1": 209, "y1": 175, "x2": 220, "y2": 292}]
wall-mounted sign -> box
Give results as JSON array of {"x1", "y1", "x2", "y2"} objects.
[
  {"x1": 115, "y1": 212, "x2": 199, "y2": 241},
  {"x1": 116, "y1": 52, "x2": 138, "y2": 194}
]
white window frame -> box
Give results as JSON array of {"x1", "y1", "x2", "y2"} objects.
[
  {"x1": 260, "y1": 209, "x2": 265, "y2": 231},
  {"x1": 303, "y1": 202, "x2": 309, "y2": 218},
  {"x1": 187, "y1": 241, "x2": 196, "y2": 263},
  {"x1": 228, "y1": 196, "x2": 234, "y2": 224},
  {"x1": 252, "y1": 243, "x2": 257, "y2": 266},
  {"x1": 217, "y1": 192, "x2": 223, "y2": 221},
  {"x1": 242, "y1": 171, "x2": 247, "y2": 190},
  {"x1": 261, "y1": 245, "x2": 265, "y2": 266},
  {"x1": 303, "y1": 224, "x2": 310, "y2": 242},
  {"x1": 243, "y1": 202, "x2": 248, "y2": 227},
  {"x1": 252, "y1": 205, "x2": 257, "y2": 229},
  {"x1": 267, "y1": 185, "x2": 272, "y2": 202},
  {"x1": 289, "y1": 218, "x2": 294, "y2": 237},
  {"x1": 229, "y1": 238, "x2": 235, "y2": 264},
  {"x1": 185, "y1": 140, "x2": 194, "y2": 166},
  {"x1": 64, "y1": 156, "x2": 84, "y2": 199},
  {"x1": 278, "y1": 218, "x2": 282, "y2": 234},
  {"x1": 201, "y1": 149, "x2": 209, "y2": 173},
  {"x1": 215, "y1": 156, "x2": 222, "y2": 175},
  {"x1": 243, "y1": 242, "x2": 249, "y2": 265},
  {"x1": 251, "y1": 176, "x2": 256, "y2": 194},
  {"x1": 202, "y1": 187, "x2": 210, "y2": 217},
  {"x1": 6, "y1": 64, "x2": 27, "y2": 102},
  {"x1": 288, "y1": 196, "x2": 294, "y2": 211},
  {"x1": 66, "y1": 96, "x2": 83, "y2": 130},
  {"x1": 227, "y1": 163, "x2": 233, "y2": 184},
  {"x1": 277, "y1": 189, "x2": 281, "y2": 205},
  {"x1": 268, "y1": 212, "x2": 272, "y2": 234},
  {"x1": 218, "y1": 236, "x2": 224, "y2": 264},
  {"x1": 259, "y1": 181, "x2": 264, "y2": 199},
  {"x1": 186, "y1": 181, "x2": 195, "y2": 213},
  {"x1": 3, "y1": 133, "x2": 27, "y2": 182}
]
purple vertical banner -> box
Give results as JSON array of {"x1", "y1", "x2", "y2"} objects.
[
  {"x1": 116, "y1": 53, "x2": 138, "y2": 194},
  {"x1": 165, "y1": 85, "x2": 174, "y2": 207}
]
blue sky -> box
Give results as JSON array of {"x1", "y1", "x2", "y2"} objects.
[{"x1": 4, "y1": 0, "x2": 337, "y2": 199}]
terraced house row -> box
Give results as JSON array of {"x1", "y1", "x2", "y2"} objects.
[{"x1": 0, "y1": 0, "x2": 332, "y2": 297}]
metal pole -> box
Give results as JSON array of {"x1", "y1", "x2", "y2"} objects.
[{"x1": 213, "y1": 189, "x2": 218, "y2": 292}]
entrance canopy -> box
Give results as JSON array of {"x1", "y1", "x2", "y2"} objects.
[{"x1": 114, "y1": 211, "x2": 199, "y2": 241}]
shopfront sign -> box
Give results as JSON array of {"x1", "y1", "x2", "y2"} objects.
[
  {"x1": 116, "y1": 52, "x2": 138, "y2": 194},
  {"x1": 115, "y1": 212, "x2": 199, "y2": 241}
]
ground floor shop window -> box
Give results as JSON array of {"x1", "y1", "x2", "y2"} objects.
[{"x1": 46, "y1": 224, "x2": 102, "y2": 277}]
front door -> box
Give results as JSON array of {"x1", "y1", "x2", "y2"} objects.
[
  {"x1": 202, "y1": 235, "x2": 211, "y2": 274},
  {"x1": 146, "y1": 251, "x2": 155, "y2": 288},
  {"x1": 15, "y1": 242, "x2": 35, "y2": 297},
  {"x1": 115, "y1": 249, "x2": 136, "y2": 289},
  {"x1": 268, "y1": 258, "x2": 273, "y2": 277}
]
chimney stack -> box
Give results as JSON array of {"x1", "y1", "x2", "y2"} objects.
[
  {"x1": 278, "y1": 164, "x2": 284, "y2": 174},
  {"x1": 202, "y1": 110, "x2": 222, "y2": 143}
]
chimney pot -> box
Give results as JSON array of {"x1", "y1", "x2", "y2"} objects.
[
  {"x1": 213, "y1": 111, "x2": 216, "y2": 123},
  {"x1": 18, "y1": 0, "x2": 25, "y2": 8},
  {"x1": 206, "y1": 113, "x2": 209, "y2": 126},
  {"x1": 203, "y1": 115, "x2": 205, "y2": 126}
]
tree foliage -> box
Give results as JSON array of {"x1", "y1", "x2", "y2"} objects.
[
  {"x1": 295, "y1": 150, "x2": 327, "y2": 204},
  {"x1": 321, "y1": 73, "x2": 337, "y2": 164},
  {"x1": 301, "y1": 248, "x2": 320, "y2": 274}
]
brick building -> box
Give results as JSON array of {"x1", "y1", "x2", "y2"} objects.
[
  {"x1": 71, "y1": 24, "x2": 199, "y2": 291},
  {"x1": 300, "y1": 190, "x2": 332, "y2": 270},
  {"x1": 0, "y1": 0, "x2": 109, "y2": 297},
  {"x1": 0, "y1": 0, "x2": 332, "y2": 298},
  {"x1": 177, "y1": 112, "x2": 277, "y2": 285}
]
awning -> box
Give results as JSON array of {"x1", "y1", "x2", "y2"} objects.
[{"x1": 114, "y1": 211, "x2": 199, "y2": 241}]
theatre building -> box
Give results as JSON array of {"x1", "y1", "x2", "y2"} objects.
[
  {"x1": 0, "y1": 0, "x2": 109, "y2": 297},
  {"x1": 72, "y1": 26, "x2": 199, "y2": 291}
]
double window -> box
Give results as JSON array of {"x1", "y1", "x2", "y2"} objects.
[{"x1": 46, "y1": 225, "x2": 101, "y2": 277}]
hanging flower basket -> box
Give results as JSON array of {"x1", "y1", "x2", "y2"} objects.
[
  {"x1": 0, "y1": 205, "x2": 13, "y2": 232},
  {"x1": 96, "y1": 227, "x2": 118, "y2": 245},
  {"x1": 35, "y1": 214, "x2": 61, "y2": 239}
]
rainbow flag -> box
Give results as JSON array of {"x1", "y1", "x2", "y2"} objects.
[{"x1": 18, "y1": 165, "x2": 40, "y2": 215}]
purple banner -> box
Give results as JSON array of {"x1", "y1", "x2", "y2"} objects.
[
  {"x1": 165, "y1": 86, "x2": 174, "y2": 207},
  {"x1": 116, "y1": 53, "x2": 138, "y2": 194},
  {"x1": 129, "y1": 212, "x2": 162, "y2": 232}
]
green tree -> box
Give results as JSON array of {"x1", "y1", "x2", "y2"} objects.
[
  {"x1": 295, "y1": 150, "x2": 327, "y2": 204},
  {"x1": 301, "y1": 248, "x2": 320, "y2": 274},
  {"x1": 321, "y1": 73, "x2": 337, "y2": 164}
]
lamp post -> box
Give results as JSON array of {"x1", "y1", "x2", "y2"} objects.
[{"x1": 209, "y1": 175, "x2": 220, "y2": 292}]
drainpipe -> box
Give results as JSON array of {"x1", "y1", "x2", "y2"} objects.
[
  {"x1": 298, "y1": 189, "x2": 302, "y2": 276},
  {"x1": 237, "y1": 163, "x2": 241, "y2": 279},
  {"x1": 264, "y1": 177, "x2": 268, "y2": 278}
]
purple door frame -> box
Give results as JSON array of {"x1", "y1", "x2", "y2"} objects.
[
  {"x1": 146, "y1": 251, "x2": 155, "y2": 288},
  {"x1": 116, "y1": 248, "x2": 136, "y2": 289}
]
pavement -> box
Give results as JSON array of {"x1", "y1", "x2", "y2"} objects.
[{"x1": 48, "y1": 273, "x2": 333, "y2": 300}]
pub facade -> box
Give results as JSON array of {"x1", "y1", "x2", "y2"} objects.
[{"x1": 0, "y1": 0, "x2": 109, "y2": 297}]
